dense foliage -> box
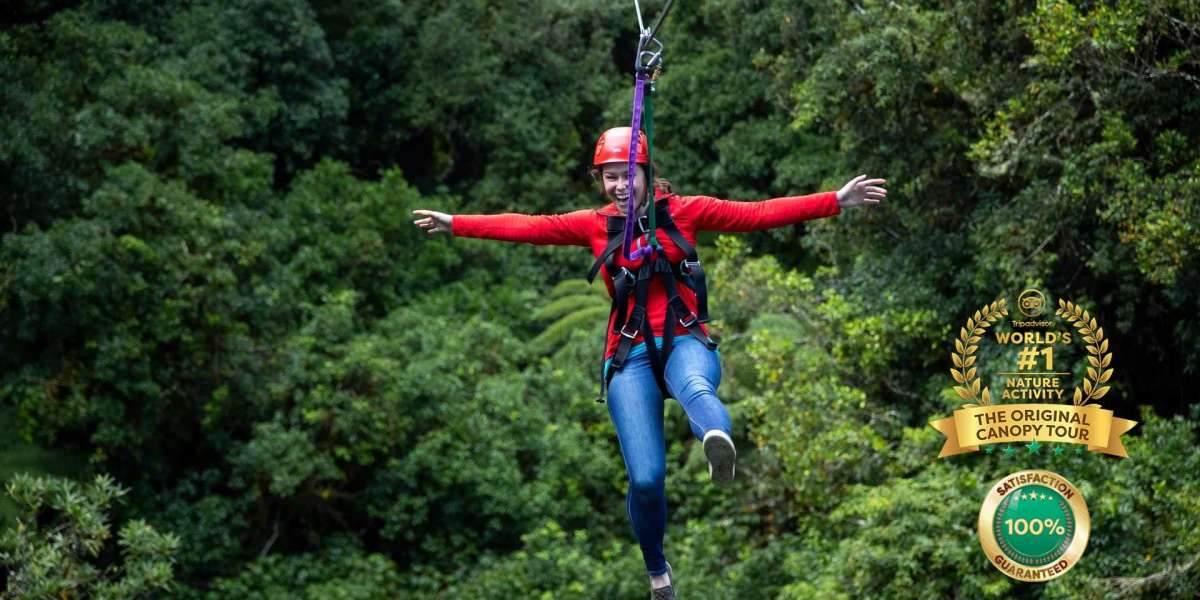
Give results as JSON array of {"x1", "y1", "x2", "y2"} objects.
[{"x1": 2, "y1": 0, "x2": 1197, "y2": 597}]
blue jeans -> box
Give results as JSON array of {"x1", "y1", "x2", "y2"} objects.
[{"x1": 606, "y1": 335, "x2": 732, "y2": 577}]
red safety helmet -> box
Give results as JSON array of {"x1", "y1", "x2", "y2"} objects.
[{"x1": 593, "y1": 127, "x2": 649, "y2": 166}]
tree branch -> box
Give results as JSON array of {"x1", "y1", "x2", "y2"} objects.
[{"x1": 1103, "y1": 552, "x2": 1199, "y2": 595}]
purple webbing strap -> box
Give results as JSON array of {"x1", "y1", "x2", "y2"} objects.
[{"x1": 623, "y1": 71, "x2": 652, "y2": 261}]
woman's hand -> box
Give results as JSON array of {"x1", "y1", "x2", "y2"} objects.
[
  {"x1": 836, "y1": 174, "x2": 887, "y2": 208},
  {"x1": 412, "y1": 209, "x2": 453, "y2": 235}
]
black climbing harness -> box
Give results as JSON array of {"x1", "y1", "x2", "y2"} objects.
[{"x1": 590, "y1": 197, "x2": 717, "y2": 403}]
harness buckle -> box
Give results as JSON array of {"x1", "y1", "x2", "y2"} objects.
[
  {"x1": 679, "y1": 312, "x2": 699, "y2": 328},
  {"x1": 680, "y1": 259, "x2": 701, "y2": 275},
  {"x1": 619, "y1": 323, "x2": 640, "y2": 339},
  {"x1": 615, "y1": 266, "x2": 636, "y2": 288}
]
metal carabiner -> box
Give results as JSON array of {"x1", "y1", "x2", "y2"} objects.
[{"x1": 636, "y1": 34, "x2": 664, "y2": 74}]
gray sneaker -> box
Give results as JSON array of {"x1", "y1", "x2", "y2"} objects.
[
  {"x1": 703, "y1": 430, "x2": 736, "y2": 484},
  {"x1": 651, "y1": 562, "x2": 675, "y2": 600}
]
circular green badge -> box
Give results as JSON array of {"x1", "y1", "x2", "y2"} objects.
[
  {"x1": 994, "y1": 484, "x2": 1075, "y2": 565},
  {"x1": 978, "y1": 470, "x2": 1090, "y2": 582}
]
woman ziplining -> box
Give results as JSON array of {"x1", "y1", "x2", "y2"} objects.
[
  {"x1": 411, "y1": 3, "x2": 886, "y2": 598},
  {"x1": 412, "y1": 149, "x2": 885, "y2": 599}
]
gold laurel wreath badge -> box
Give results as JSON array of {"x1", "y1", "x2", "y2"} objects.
[
  {"x1": 933, "y1": 295, "x2": 1136, "y2": 459},
  {"x1": 1055, "y1": 299, "x2": 1113, "y2": 405},
  {"x1": 950, "y1": 298, "x2": 1008, "y2": 406}
]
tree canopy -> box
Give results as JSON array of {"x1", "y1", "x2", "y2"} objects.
[{"x1": 1, "y1": 0, "x2": 1197, "y2": 597}]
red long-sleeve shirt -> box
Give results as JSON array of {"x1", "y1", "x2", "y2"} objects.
[{"x1": 451, "y1": 191, "x2": 841, "y2": 360}]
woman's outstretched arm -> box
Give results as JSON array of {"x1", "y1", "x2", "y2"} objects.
[
  {"x1": 689, "y1": 175, "x2": 887, "y2": 232},
  {"x1": 411, "y1": 208, "x2": 594, "y2": 246}
]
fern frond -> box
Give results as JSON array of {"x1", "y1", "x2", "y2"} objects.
[
  {"x1": 548, "y1": 278, "x2": 606, "y2": 299},
  {"x1": 530, "y1": 305, "x2": 610, "y2": 355},
  {"x1": 532, "y1": 295, "x2": 609, "y2": 322}
]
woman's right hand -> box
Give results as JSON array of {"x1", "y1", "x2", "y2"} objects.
[{"x1": 412, "y1": 209, "x2": 453, "y2": 235}]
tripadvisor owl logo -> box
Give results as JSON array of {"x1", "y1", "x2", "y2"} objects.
[
  {"x1": 1017, "y1": 288, "x2": 1047, "y2": 318},
  {"x1": 979, "y1": 470, "x2": 1090, "y2": 582}
]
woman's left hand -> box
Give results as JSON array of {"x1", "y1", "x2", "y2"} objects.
[{"x1": 836, "y1": 174, "x2": 887, "y2": 208}]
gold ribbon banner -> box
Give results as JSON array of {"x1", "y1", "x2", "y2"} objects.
[{"x1": 930, "y1": 403, "x2": 1137, "y2": 458}]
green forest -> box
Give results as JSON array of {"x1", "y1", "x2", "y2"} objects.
[{"x1": 1, "y1": 0, "x2": 1198, "y2": 597}]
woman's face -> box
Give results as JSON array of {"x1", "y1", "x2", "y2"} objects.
[{"x1": 599, "y1": 162, "x2": 648, "y2": 215}]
